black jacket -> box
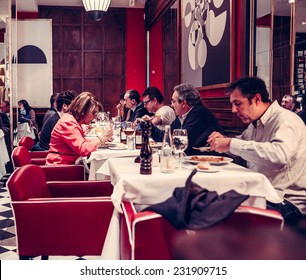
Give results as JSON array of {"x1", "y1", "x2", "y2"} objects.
[{"x1": 151, "y1": 102, "x2": 223, "y2": 155}]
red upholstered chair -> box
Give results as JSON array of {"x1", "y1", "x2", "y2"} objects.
[
  {"x1": 18, "y1": 136, "x2": 48, "y2": 158},
  {"x1": 11, "y1": 146, "x2": 105, "y2": 182},
  {"x1": 7, "y1": 164, "x2": 114, "y2": 259},
  {"x1": 18, "y1": 136, "x2": 34, "y2": 150},
  {"x1": 120, "y1": 201, "x2": 284, "y2": 260},
  {"x1": 12, "y1": 146, "x2": 46, "y2": 167}
]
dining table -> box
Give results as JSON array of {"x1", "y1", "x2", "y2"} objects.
[
  {"x1": 96, "y1": 156, "x2": 282, "y2": 259},
  {"x1": 0, "y1": 129, "x2": 10, "y2": 179},
  {"x1": 86, "y1": 146, "x2": 141, "y2": 180}
]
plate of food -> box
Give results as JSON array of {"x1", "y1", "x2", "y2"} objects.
[
  {"x1": 186, "y1": 155, "x2": 233, "y2": 165},
  {"x1": 98, "y1": 142, "x2": 116, "y2": 149},
  {"x1": 108, "y1": 143, "x2": 127, "y2": 150},
  {"x1": 195, "y1": 162, "x2": 220, "y2": 173},
  {"x1": 149, "y1": 141, "x2": 162, "y2": 148}
]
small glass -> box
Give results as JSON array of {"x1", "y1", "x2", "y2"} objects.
[{"x1": 124, "y1": 121, "x2": 135, "y2": 150}]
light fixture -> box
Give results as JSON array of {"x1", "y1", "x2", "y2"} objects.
[{"x1": 82, "y1": 0, "x2": 112, "y2": 22}]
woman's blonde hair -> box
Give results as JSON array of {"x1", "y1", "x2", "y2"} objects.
[{"x1": 67, "y1": 91, "x2": 103, "y2": 122}]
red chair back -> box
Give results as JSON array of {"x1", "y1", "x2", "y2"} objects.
[
  {"x1": 7, "y1": 164, "x2": 50, "y2": 201},
  {"x1": 11, "y1": 146, "x2": 32, "y2": 167},
  {"x1": 18, "y1": 136, "x2": 35, "y2": 150},
  {"x1": 120, "y1": 202, "x2": 284, "y2": 260},
  {"x1": 11, "y1": 146, "x2": 46, "y2": 168}
]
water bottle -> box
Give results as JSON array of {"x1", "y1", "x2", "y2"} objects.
[{"x1": 160, "y1": 125, "x2": 176, "y2": 173}]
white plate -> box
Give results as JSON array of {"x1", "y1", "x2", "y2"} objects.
[
  {"x1": 185, "y1": 155, "x2": 233, "y2": 165},
  {"x1": 108, "y1": 145, "x2": 127, "y2": 150},
  {"x1": 196, "y1": 167, "x2": 220, "y2": 173},
  {"x1": 98, "y1": 143, "x2": 116, "y2": 149}
]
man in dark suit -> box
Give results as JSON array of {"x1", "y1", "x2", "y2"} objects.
[
  {"x1": 124, "y1": 89, "x2": 149, "y2": 122},
  {"x1": 31, "y1": 90, "x2": 76, "y2": 151},
  {"x1": 151, "y1": 83, "x2": 222, "y2": 155}
]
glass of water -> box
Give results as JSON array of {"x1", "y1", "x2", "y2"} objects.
[{"x1": 172, "y1": 129, "x2": 188, "y2": 170}]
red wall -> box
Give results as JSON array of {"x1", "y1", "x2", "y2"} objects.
[
  {"x1": 149, "y1": 20, "x2": 164, "y2": 92},
  {"x1": 126, "y1": 9, "x2": 146, "y2": 95}
]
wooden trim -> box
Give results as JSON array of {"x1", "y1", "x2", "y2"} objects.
[{"x1": 145, "y1": 0, "x2": 177, "y2": 31}]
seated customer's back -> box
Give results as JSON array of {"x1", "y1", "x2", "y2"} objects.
[{"x1": 31, "y1": 90, "x2": 76, "y2": 151}]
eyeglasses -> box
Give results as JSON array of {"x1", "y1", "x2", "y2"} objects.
[
  {"x1": 143, "y1": 99, "x2": 153, "y2": 106},
  {"x1": 92, "y1": 110, "x2": 99, "y2": 117}
]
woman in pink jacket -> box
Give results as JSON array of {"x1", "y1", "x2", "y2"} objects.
[{"x1": 46, "y1": 91, "x2": 113, "y2": 165}]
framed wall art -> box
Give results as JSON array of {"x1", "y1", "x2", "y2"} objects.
[{"x1": 181, "y1": 0, "x2": 233, "y2": 89}]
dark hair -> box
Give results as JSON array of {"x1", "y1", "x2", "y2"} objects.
[
  {"x1": 142, "y1": 86, "x2": 163, "y2": 103},
  {"x1": 67, "y1": 91, "x2": 103, "y2": 122},
  {"x1": 18, "y1": 99, "x2": 32, "y2": 114},
  {"x1": 120, "y1": 93, "x2": 125, "y2": 101},
  {"x1": 126, "y1": 89, "x2": 140, "y2": 103},
  {"x1": 173, "y1": 83, "x2": 201, "y2": 106},
  {"x1": 56, "y1": 90, "x2": 76, "y2": 111},
  {"x1": 50, "y1": 93, "x2": 59, "y2": 107},
  {"x1": 226, "y1": 76, "x2": 270, "y2": 103}
]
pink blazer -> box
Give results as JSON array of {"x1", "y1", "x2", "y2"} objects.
[{"x1": 46, "y1": 113, "x2": 97, "y2": 165}]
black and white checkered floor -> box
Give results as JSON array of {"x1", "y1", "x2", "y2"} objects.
[{"x1": 0, "y1": 173, "x2": 102, "y2": 260}]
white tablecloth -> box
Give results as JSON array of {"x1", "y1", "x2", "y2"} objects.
[
  {"x1": 87, "y1": 148, "x2": 140, "y2": 180},
  {"x1": 98, "y1": 157, "x2": 282, "y2": 212},
  {"x1": 97, "y1": 157, "x2": 282, "y2": 259},
  {"x1": 0, "y1": 129, "x2": 10, "y2": 179}
]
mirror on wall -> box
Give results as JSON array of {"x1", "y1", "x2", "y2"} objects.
[
  {"x1": 0, "y1": 0, "x2": 10, "y2": 101},
  {"x1": 255, "y1": 0, "x2": 306, "y2": 105},
  {"x1": 0, "y1": 0, "x2": 13, "y2": 153},
  {"x1": 255, "y1": 0, "x2": 272, "y2": 94},
  {"x1": 294, "y1": 0, "x2": 306, "y2": 108}
]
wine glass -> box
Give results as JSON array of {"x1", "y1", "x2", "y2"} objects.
[
  {"x1": 124, "y1": 121, "x2": 135, "y2": 150},
  {"x1": 112, "y1": 116, "x2": 121, "y2": 143},
  {"x1": 172, "y1": 129, "x2": 188, "y2": 169}
]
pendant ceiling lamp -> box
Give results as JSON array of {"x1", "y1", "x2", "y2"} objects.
[{"x1": 82, "y1": 0, "x2": 112, "y2": 22}]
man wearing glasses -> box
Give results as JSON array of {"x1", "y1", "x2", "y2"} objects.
[
  {"x1": 150, "y1": 83, "x2": 222, "y2": 155},
  {"x1": 124, "y1": 89, "x2": 149, "y2": 122},
  {"x1": 141, "y1": 86, "x2": 176, "y2": 130}
]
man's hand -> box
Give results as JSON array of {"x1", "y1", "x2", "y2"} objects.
[{"x1": 207, "y1": 131, "x2": 231, "y2": 153}]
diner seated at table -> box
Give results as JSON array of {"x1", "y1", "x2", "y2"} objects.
[
  {"x1": 150, "y1": 83, "x2": 223, "y2": 155},
  {"x1": 31, "y1": 90, "x2": 76, "y2": 151},
  {"x1": 18, "y1": 99, "x2": 39, "y2": 136},
  {"x1": 124, "y1": 89, "x2": 149, "y2": 122},
  {"x1": 42, "y1": 92, "x2": 59, "y2": 126},
  {"x1": 138, "y1": 86, "x2": 176, "y2": 130},
  {"x1": 0, "y1": 100, "x2": 10, "y2": 120},
  {"x1": 0, "y1": 111, "x2": 11, "y2": 155},
  {"x1": 46, "y1": 91, "x2": 113, "y2": 165},
  {"x1": 208, "y1": 76, "x2": 306, "y2": 225},
  {"x1": 116, "y1": 93, "x2": 131, "y2": 122}
]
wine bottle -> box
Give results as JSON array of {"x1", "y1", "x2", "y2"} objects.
[
  {"x1": 140, "y1": 120, "x2": 152, "y2": 175},
  {"x1": 135, "y1": 123, "x2": 142, "y2": 149}
]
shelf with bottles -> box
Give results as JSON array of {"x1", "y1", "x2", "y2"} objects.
[{"x1": 295, "y1": 49, "x2": 306, "y2": 90}]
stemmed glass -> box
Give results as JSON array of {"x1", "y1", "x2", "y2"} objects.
[
  {"x1": 124, "y1": 121, "x2": 135, "y2": 150},
  {"x1": 112, "y1": 116, "x2": 121, "y2": 143},
  {"x1": 172, "y1": 129, "x2": 188, "y2": 170}
]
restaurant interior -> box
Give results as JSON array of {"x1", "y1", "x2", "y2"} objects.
[{"x1": 0, "y1": 0, "x2": 306, "y2": 260}]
